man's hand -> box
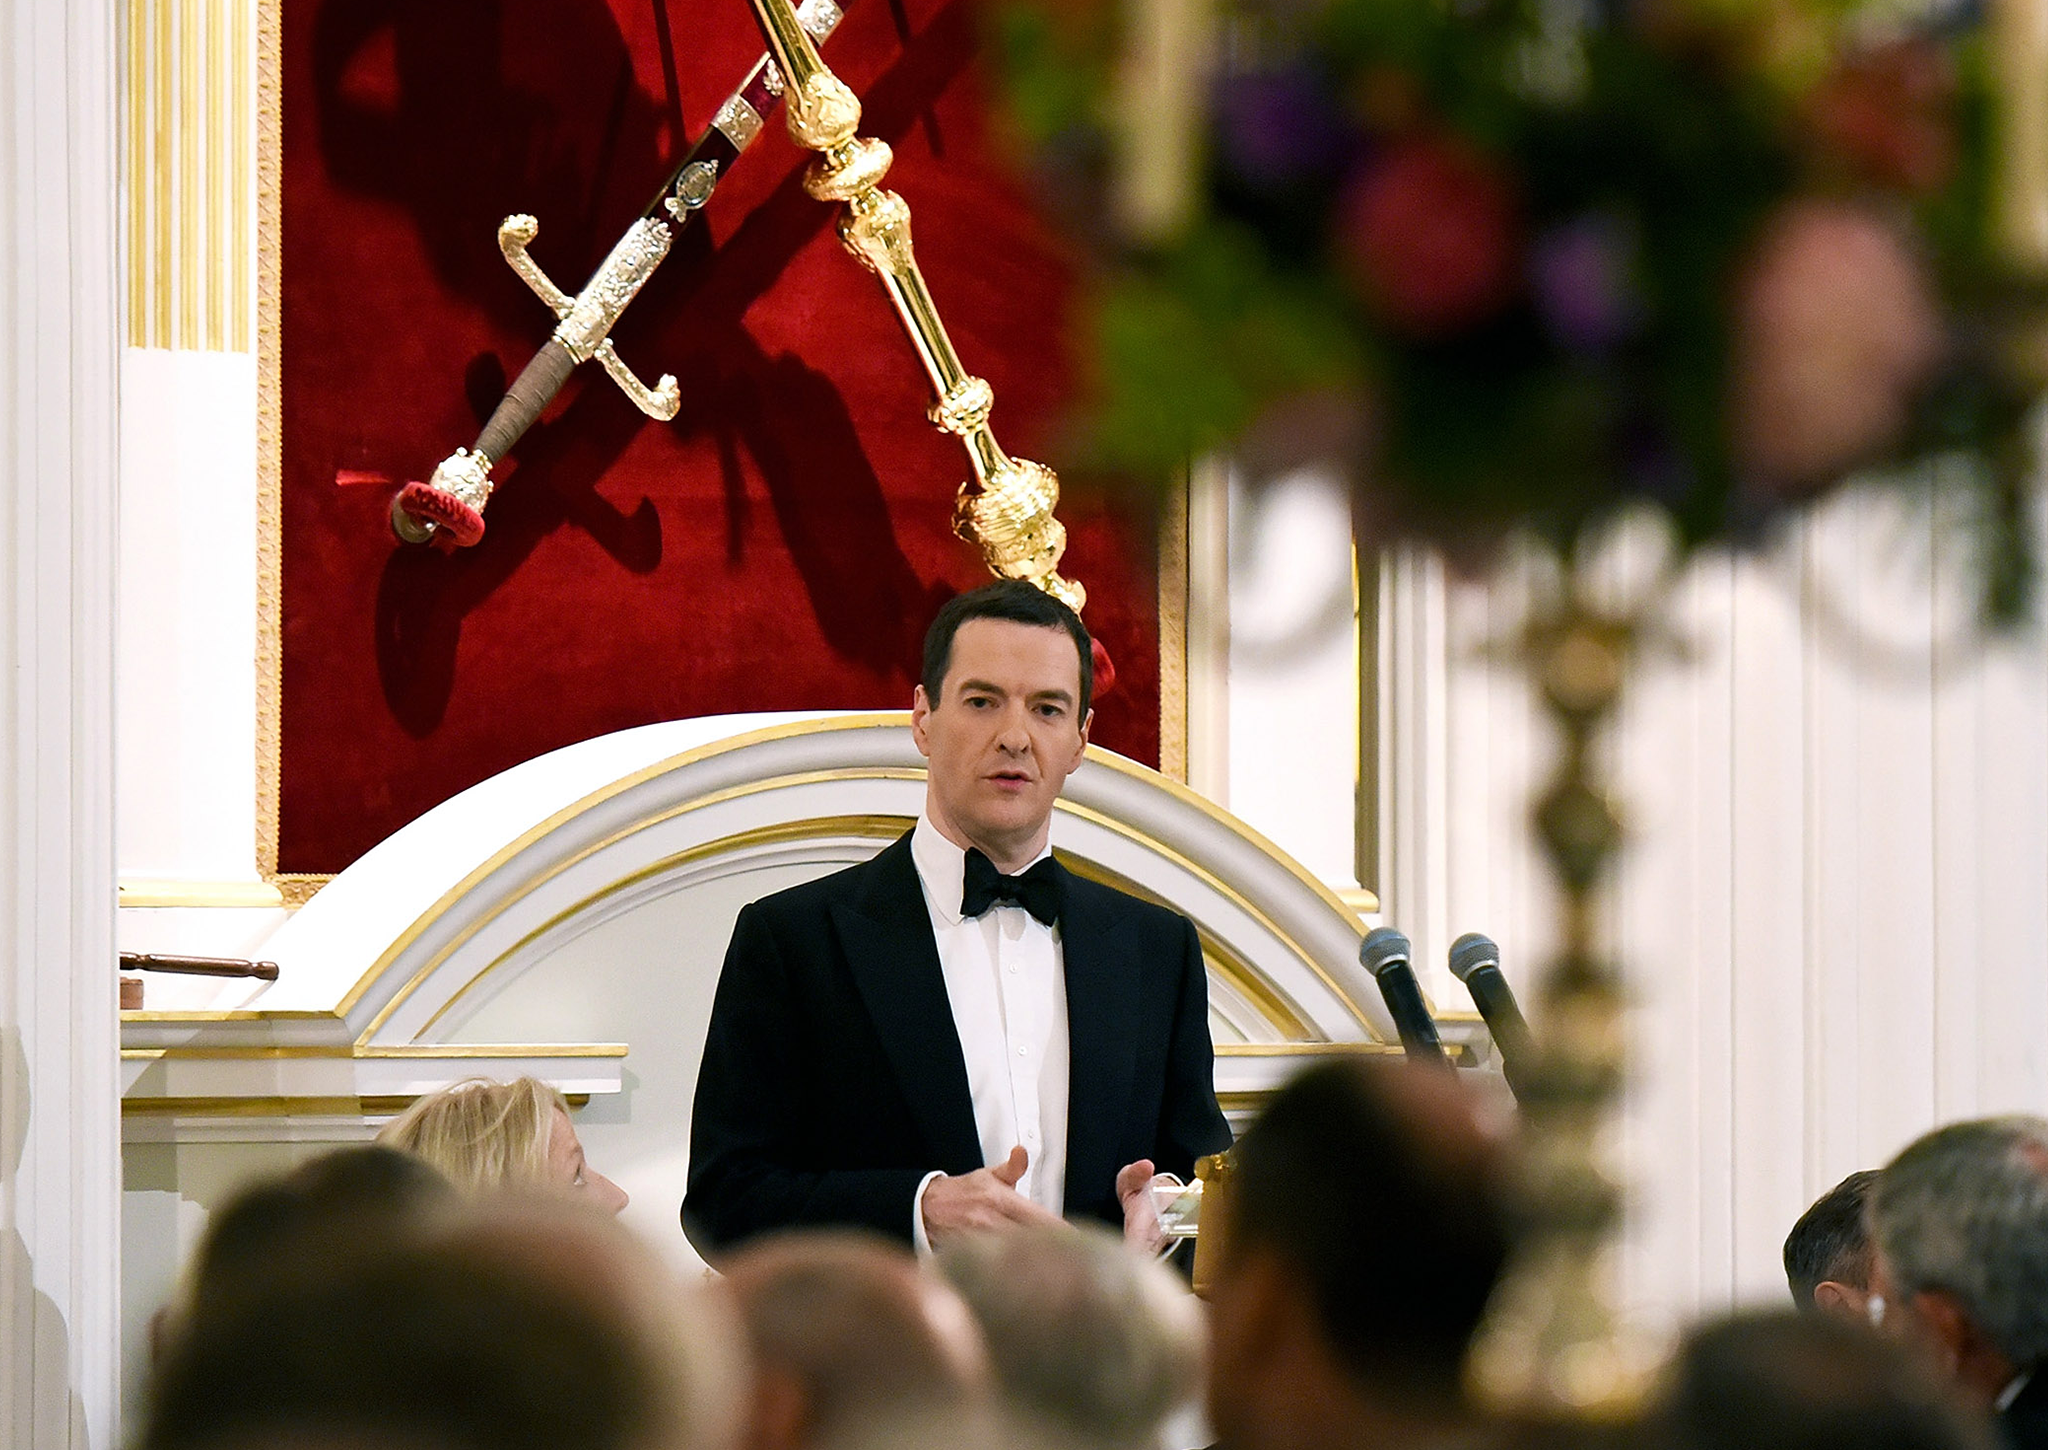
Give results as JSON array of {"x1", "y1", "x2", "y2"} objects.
[
  {"x1": 921, "y1": 1146, "x2": 1064, "y2": 1245},
  {"x1": 1117, "y1": 1158, "x2": 1168, "y2": 1253}
]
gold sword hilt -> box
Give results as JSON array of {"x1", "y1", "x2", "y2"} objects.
[{"x1": 749, "y1": 0, "x2": 1088, "y2": 616}]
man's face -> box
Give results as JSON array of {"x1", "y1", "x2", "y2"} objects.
[{"x1": 911, "y1": 617, "x2": 1091, "y2": 868}]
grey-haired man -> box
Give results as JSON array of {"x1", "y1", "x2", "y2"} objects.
[{"x1": 1868, "y1": 1117, "x2": 2048, "y2": 1450}]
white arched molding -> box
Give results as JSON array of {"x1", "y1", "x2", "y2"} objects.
[{"x1": 123, "y1": 713, "x2": 1479, "y2": 1143}]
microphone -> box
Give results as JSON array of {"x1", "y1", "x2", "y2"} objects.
[
  {"x1": 1359, "y1": 927, "x2": 1450, "y2": 1068},
  {"x1": 1449, "y1": 932, "x2": 1533, "y2": 1099}
]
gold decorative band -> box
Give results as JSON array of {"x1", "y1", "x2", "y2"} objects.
[
  {"x1": 120, "y1": 877, "x2": 286, "y2": 908},
  {"x1": 713, "y1": 94, "x2": 765, "y2": 151},
  {"x1": 121, "y1": 1092, "x2": 592, "y2": 1118},
  {"x1": 129, "y1": 0, "x2": 252, "y2": 350}
]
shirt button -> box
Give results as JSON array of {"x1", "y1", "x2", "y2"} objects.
[{"x1": 1017, "y1": 1045, "x2": 1028, "y2": 1057}]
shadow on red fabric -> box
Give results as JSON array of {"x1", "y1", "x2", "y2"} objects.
[{"x1": 281, "y1": 0, "x2": 1161, "y2": 874}]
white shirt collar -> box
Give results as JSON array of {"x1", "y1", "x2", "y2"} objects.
[
  {"x1": 910, "y1": 812, "x2": 1052, "y2": 927},
  {"x1": 2000, "y1": 1369, "x2": 2034, "y2": 1413}
]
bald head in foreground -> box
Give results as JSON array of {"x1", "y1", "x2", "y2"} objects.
[
  {"x1": 938, "y1": 1222, "x2": 1203, "y2": 1449},
  {"x1": 718, "y1": 1231, "x2": 990, "y2": 1450}
]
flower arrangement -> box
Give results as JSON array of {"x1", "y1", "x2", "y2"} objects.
[{"x1": 998, "y1": 0, "x2": 2048, "y2": 619}]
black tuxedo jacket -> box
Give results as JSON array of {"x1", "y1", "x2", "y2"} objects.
[{"x1": 683, "y1": 830, "x2": 1233, "y2": 1254}]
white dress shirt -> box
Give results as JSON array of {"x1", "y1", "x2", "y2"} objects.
[{"x1": 908, "y1": 813, "x2": 1070, "y2": 1249}]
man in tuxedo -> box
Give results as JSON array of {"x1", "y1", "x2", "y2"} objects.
[
  {"x1": 684, "y1": 582, "x2": 1232, "y2": 1255},
  {"x1": 1868, "y1": 1117, "x2": 2048, "y2": 1450}
]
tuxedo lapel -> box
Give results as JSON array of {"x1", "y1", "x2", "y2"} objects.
[
  {"x1": 829, "y1": 835, "x2": 984, "y2": 1173},
  {"x1": 1058, "y1": 863, "x2": 1141, "y2": 1214}
]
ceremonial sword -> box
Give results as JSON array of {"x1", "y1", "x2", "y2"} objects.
[{"x1": 390, "y1": 0, "x2": 851, "y2": 547}]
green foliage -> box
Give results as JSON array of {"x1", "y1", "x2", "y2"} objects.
[
  {"x1": 992, "y1": 0, "x2": 2048, "y2": 622},
  {"x1": 1088, "y1": 225, "x2": 1362, "y2": 471}
]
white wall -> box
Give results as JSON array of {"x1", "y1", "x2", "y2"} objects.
[
  {"x1": 116, "y1": 350, "x2": 261, "y2": 888},
  {"x1": 1219, "y1": 465, "x2": 1363, "y2": 891},
  {"x1": 1375, "y1": 486, "x2": 2048, "y2": 1329},
  {"x1": 2, "y1": 0, "x2": 123, "y2": 1440}
]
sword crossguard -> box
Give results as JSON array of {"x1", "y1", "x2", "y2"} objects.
[{"x1": 497, "y1": 214, "x2": 681, "y2": 421}]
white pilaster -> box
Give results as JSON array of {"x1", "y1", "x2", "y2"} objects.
[{"x1": 2, "y1": 0, "x2": 123, "y2": 1444}]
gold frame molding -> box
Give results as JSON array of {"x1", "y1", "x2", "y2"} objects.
[
  {"x1": 248, "y1": 20, "x2": 1197, "y2": 902},
  {"x1": 253, "y1": 0, "x2": 300, "y2": 899}
]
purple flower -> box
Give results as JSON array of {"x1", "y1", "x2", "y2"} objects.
[
  {"x1": 1529, "y1": 214, "x2": 1642, "y2": 354},
  {"x1": 1213, "y1": 69, "x2": 1356, "y2": 187}
]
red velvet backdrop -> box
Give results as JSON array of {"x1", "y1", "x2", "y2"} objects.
[{"x1": 280, "y1": 0, "x2": 1161, "y2": 874}]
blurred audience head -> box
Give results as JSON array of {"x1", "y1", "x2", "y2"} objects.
[
  {"x1": 145, "y1": 1192, "x2": 741, "y2": 1450},
  {"x1": 1785, "y1": 1169, "x2": 1879, "y2": 1319},
  {"x1": 717, "y1": 1230, "x2": 988, "y2": 1450},
  {"x1": 936, "y1": 1222, "x2": 1202, "y2": 1449},
  {"x1": 1205, "y1": 1058, "x2": 1511, "y2": 1450},
  {"x1": 378, "y1": 1075, "x2": 629, "y2": 1214},
  {"x1": 1656, "y1": 1309, "x2": 1994, "y2": 1450},
  {"x1": 161, "y1": 1144, "x2": 455, "y2": 1362},
  {"x1": 1869, "y1": 1115, "x2": 2048, "y2": 1406}
]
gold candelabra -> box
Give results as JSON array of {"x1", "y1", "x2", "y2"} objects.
[
  {"x1": 746, "y1": 0, "x2": 1089, "y2": 616},
  {"x1": 1464, "y1": 572, "x2": 1663, "y2": 1421}
]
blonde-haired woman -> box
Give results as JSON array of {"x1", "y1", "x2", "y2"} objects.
[{"x1": 378, "y1": 1075, "x2": 629, "y2": 1214}]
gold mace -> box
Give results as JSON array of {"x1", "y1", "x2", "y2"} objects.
[{"x1": 746, "y1": 0, "x2": 1090, "y2": 617}]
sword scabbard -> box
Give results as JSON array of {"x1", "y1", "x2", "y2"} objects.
[{"x1": 392, "y1": 0, "x2": 850, "y2": 548}]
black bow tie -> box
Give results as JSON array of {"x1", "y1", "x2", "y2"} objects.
[{"x1": 960, "y1": 849, "x2": 1062, "y2": 926}]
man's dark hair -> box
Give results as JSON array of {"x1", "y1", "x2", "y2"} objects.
[
  {"x1": 1660, "y1": 1310, "x2": 1993, "y2": 1450},
  {"x1": 1783, "y1": 1170, "x2": 1878, "y2": 1311},
  {"x1": 1226, "y1": 1059, "x2": 1510, "y2": 1405},
  {"x1": 920, "y1": 581, "x2": 1093, "y2": 718}
]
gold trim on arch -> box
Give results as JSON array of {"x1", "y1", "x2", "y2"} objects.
[
  {"x1": 407, "y1": 813, "x2": 1317, "y2": 1045},
  {"x1": 349, "y1": 758, "x2": 929, "y2": 1039},
  {"x1": 340, "y1": 711, "x2": 1368, "y2": 1027},
  {"x1": 1053, "y1": 853, "x2": 1316, "y2": 1040},
  {"x1": 1083, "y1": 743, "x2": 1378, "y2": 919},
  {"x1": 1215, "y1": 1042, "x2": 1401, "y2": 1056},
  {"x1": 120, "y1": 1042, "x2": 626, "y2": 1062},
  {"x1": 349, "y1": 735, "x2": 1368, "y2": 1048},
  {"x1": 121, "y1": 1092, "x2": 591, "y2": 1118},
  {"x1": 1055, "y1": 799, "x2": 1373, "y2": 1035},
  {"x1": 410, "y1": 814, "x2": 915, "y2": 1041},
  {"x1": 337, "y1": 715, "x2": 909, "y2": 1021},
  {"x1": 124, "y1": 1008, "x2": 336, "y2": 1023}
]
